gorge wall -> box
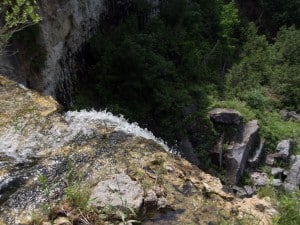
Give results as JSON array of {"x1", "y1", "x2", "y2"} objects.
[
  {"x1": 0, "y1": 0, "x2": 160, "y2": 107},
  {"x1": 39, "y1": 0, "x2": 105, "y2": 106}
]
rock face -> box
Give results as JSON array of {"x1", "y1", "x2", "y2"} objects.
[
  {"x1": 209, "y1": 108, "x2": 242, "y2": 125},
  {"x1": 284, "y1": 155, "x2": 300, "y2": 191},
  {"x1": 1, "y1": 0, "x2": 161, "y2": 107},
  {"x1": 0, "y1": 75, "x2": 275, "y2": 225},
  {"x1": 225, "y1": 120, "x2": 260, "y2": 184},
  {"x1": 39, "y1": 0, "x2": 106, "y2": 105},
  {"x1": 275, "y1": 139, "x2": 294, "y2": 159}
]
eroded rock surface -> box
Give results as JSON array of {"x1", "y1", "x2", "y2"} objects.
[
  {"x1": 284, "y1": 155, "x2": 300, "y2": 191},
  {"x1": 89, "y1": 173, "x2": 144, "y2": 211},
  {"x1": 225, "y1": 120, "x2": 260, "y2": 184},
  {"x1": 0, "y1": 76, "x2": 275, "y2": 225}
]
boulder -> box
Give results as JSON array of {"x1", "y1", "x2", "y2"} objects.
[
  {"x1": 284, "y1": 155, "x2": 300, "y2": 191},
  {"x1": 89, "y1": 173, "x2": 144, "y2": 211},
  {"x1": 275, "y1": 139, "x2": 294, "y2": 160},
  {"x1": 209, "y1": 108, "x2": 242, "y2": 125},
  {"x1": 225, "y1": 120, "x2": 260, "y2": 184}
]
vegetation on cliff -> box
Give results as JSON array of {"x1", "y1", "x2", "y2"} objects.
[{"x1": 0, "y1": 0, "x2": 40, "y2": 53}]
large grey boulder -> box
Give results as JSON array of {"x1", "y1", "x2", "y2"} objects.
[
  {"x1": 284, "y1": 155, "x2": 300, "y2": 191},
  {"x1": 89, "y1": 173, "x2": 144, "y2": 211},
  {"x1": 225, "y1": 120, "x2": 259, "y2": 184},
  {"x1": 275, "y1": 139, "x2": 294, "y2": 160},
  {"x1": 209, "y1": 108, "x2": 242, "y2": 125}
]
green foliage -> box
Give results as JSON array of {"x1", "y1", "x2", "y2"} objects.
[
  {"x1": 64, "y1": 184, "x2": 90, "y2": 210},
  {"x1": 0, "y1": 0, "x2": 40, "y2": 52},
  {"x1": 11, "y1": 25, "x2": 46, "y2": 72},
  {"x1": 219, "y1": 0, "x2": 240, "y2": 48},
  {"x1": 210, "y1": 99, "x2": 299, "y2": 153},
  {"x1": 226, "y1": 23, "x2": 300, "y2": 110},
  {"x1": 76, "y1": 0, "x2": 236, "y2": 145},
  {"x1": 273, "y1": 189, "x2": 300, "y2": 225},
  {"x1": 210, "y1": 99, "x2": 256, "y2": 121}
]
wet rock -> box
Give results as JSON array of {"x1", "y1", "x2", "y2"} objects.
[
  {"x1": 225, "y1": 120, "x2": 260, "y2": 184},
  {"x1": 248, "y1": 138, "x2": 265, "y2": 167},
  {"x1": 89, "y1": 173, "x2": 144, "y2": 211},
  {"x1": 251, "y1": 172, "x2": 269, "y2": 186},
  {"x1": 284, "y1": 155, "x2": 300, "y2": 191},
  {"x1": 209, "y1": 108, "x2": 242, "y2": 125}
]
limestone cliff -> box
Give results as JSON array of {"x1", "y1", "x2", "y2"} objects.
[
  {"x1": 0, "y1": 75, "x2": 276, "y2": 224},
  {"x1": 39, "y1": 0, "x2": 105, "y2": 105}
]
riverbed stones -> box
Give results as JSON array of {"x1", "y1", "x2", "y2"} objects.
[
  {"x1": 89, "y1": 173, "x2": 144, "y2": 211},
  {"x1": 209, "y1": 108, "x2": 242, "y2": 125}
]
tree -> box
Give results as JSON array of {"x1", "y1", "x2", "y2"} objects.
[{"x1": 0, "y1": 0, "x2": 40, "y2": 53}]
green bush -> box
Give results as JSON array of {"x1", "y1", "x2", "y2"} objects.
[{"x1": 274, "y1": 189, "x2": 300, "y2": 225}]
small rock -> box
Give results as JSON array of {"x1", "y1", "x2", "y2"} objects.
[
  {"x1": 232, "y1": 186, "x2": 247, "y2": 198},
  {"x1": 255, "y1": 203, "x2": 266, "y2": 212},
  {"x1": 42, "y1": 222, "x2": 52, "y2": 225},
  {"x1": 164, "y1": 165, "x2": 174, "y2": 172},
  {"x1": 244, "y1": 185, "x2": 255, "y2": 196},
  {"x1": 153, "y1": 186, "x2": 165, "y2": 197},
  {"x1": 265, "y1": 155, "x2": 275, "y2": 166},
  {"x1": 272, "y1": 179, "x2": 282, "y2": 187},
  {"x1": 157, "y1": 197, "x2": 168, "y2": 209},
  {"x1": 89, "y1": 173, "x2": 144, "y2": 211},
  {"x1": 250, "y1": 172, "x2": 269, "y2": 186},
  {"x1": 144, "y1": 190, "x2": 158, "y2": 206},
  {"x1": 53, "y1": 217, "x2": 71, "y2": 225}
]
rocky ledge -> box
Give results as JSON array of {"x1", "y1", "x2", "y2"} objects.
[{"x1": 0, "y1": 75, "x2": 276, "y2": 224}]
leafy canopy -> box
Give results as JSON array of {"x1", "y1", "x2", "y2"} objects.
[{"x1": 0, "y1": 0, "x2": 40, "y2": 52}]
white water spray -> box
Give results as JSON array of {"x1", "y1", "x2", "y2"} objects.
[{"x1": 64, "y1": 109, "x2": 170, "y2": 152}]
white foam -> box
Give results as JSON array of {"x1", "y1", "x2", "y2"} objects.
[
  {"x1": 0, "y1": 109, "x2": 173, "y2": 163},
  {"x1": 64, "y1": 109, "x2": 170, "y2": 151}
]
